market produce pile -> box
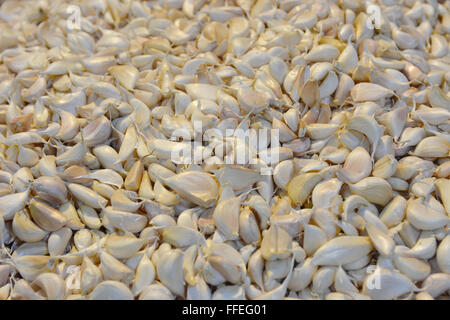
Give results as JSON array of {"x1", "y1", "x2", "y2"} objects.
[{"x1": 0, "y1": 0, "x2": 449, "y2": 300}]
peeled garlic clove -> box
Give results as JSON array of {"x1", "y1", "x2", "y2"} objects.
[
  {"x1": 109, "y1": 65, "x2": 139, "y2": 90},
  {"x1": 312, "y1": 178, "x2": 342, "y2": 209},
  {"x1": 214, "y1": 166, "x2": 261, "y2": 192},
  {"x1": 422, "y1": 273, "x2": 450, "y2": 298},
  {"x1": 80, "y1": 255, "x2": 102, "y2": 295},
  {"x1": 48, "y1": 227, "x2": 72, "y2": 256},
  {"x1": 82, "y1": 56, "x2": 115, "y2": 74},
  {"x1": 348, "y1": 177, "x2": 393, "y2": 206},
  {"x1": 131, "y1": 254, "x2": 155, "y2": 296},
  {"x1": 92, "y1": 145, "x2": 126, "y2": 174},
  {"x1": 55, "y1": 111, "x2": 79, "y2": 141},
  {"x1": 393, "y1": 248, "x2": 431, "y2": 281},
  {"x1": 102, "y1": 207, "x2": 148, "y2": 233},
  {"x1": 413, "y1": 136, "x2": 449, "y2": 158},
  {"x1": 366, "y1": 223, "x2": 394, "y2": 257},
  {"x1": 255, "y1": 257, "x2": 295, "y2": 300},
  {"x1": 305, "y1": 44, "x2": 339, "y2": 62},
  {"x1": 3, "y1": 131, "x2": 46, "y2": 146},
  {"x1": 273, "y1": 160, "x2": 294, "y2": 190},
  {"x1": 29, "y1": 198, "x2": 68, "y2": 232},
  {"x1": 334, "y1": 266, "x2": 358, "y2": 295},
  {"x1": 124, "y1": 160, "x2": 144, "y2": 191},
  {"x1": 38, "y1": 156, "x2": 57, "y2": 177},
  {"x1": 435, "y1": 179, "x2": 450, "y2": 215},
  {"x1": 306, "y1": 123, "x2": 339, "y2": 140},
  {"x1": 379, "y1": 106, "x2": 408, "y2": 140},
  {"x1": 209, "y1": 255, "x2": 241, "y2": 285},
  {"x1": 299, "y1": 80, "x2": 320, "y2": 106},
  {"x1": 138, "y1": 172, "x2": 154, "y2": 200},
  {"x1": 160, "y1": 226, "x2": 205, "y2": 248},
  {"x1": 319, "y1": 71, "x2": 338, "y2": 99},
  {"x1": 14, "y1": 240, "x2": 48, "y2": 257},
  {"x1": 68, "y1": 183, "x2": 107, "y2": 209},
  {"x1": 347, "y1": 114, "x2": 382, "y2": 148},
  {"x1": 248, "y1": 249, "x2": 264, "y2": 289},
  {"x1": 427, "y1": 86, "x2": 450, "y2": 111},
  {"x1": 73, "y1": 230, "x2": 92, "y2": 252},
  {"x1": 139, "y1": 283, "x2": 174, "y2": 300},
  {"x1": 187, "y1": 277, "x2": 211, "y2": 300},
  {"x1": 260, "y1": 225, "x2": 292, "y2": 261},
  {"x1": 351, "y1": 83, "x2": 394, "y2": 102},
  {"x1": 12, "y1": 209, "x2": 48, "y2": 243},
  {"x1": 436, "y1": 235, "x2": 450, "y2": 274},
  {"x1": 372, "y1": 155, "x2": 397, "y2": 178},
  {"x1": 265, "y1": 258, "x2": 291, "y2": 282},
  {"x1": 153, "y1": 180, "x2": 178, "y2": 206},
  {"x1": 181, "y1": 244, "x2": 199, "y2": 286},
  {"x1": 244, "y1": 194, "x2": 271, "y2": 230},
  {"x1": 287, "y1": 172, "x2": 322, "y2": 206},
  {"x1": 237, "y1": 86, "x2": 270, "y2": 114},
  {"x1": 14, "y1": 255, "x2": 55, "y2": 281},
  {"x1": 105, "y1": 234, "x2": 144, "y2": 259},
  {"x1": 0, "y1": 189, "x2": 30, "y2": 220},
  {"x1": 110, "y1": 189, "x2": 140, "y2": 212},
  {"x1": 380, "y1": 195, "x2": 407, "y2": 228},
  {"x1": 325, "y1": 292, "x2": 352, "y2": 300},
  {"x1": 303, "y1": 224, "x2": 327, "y2": 256},
  {"x1": 11, "y1": 279, "x2": 44, "y2": 300},
  {"x1": 311, "y1": 266, "x2": 336, "y2": 295},
  {"x1": 203, "y1": 260, "x2": 226, "y2": 286},
  {"x1": 337, "y1": 44, "x2": 358, "y2": 74},
  {"x1": 156, "y1": 249, "x2": 185, "y2": 297},
  {"x1": 311, "y1": 236, "x2": 372, "y2": 266},
  {"x1": 31, "y1": 273, "x2": 66, "y2": 300},
  {"x1": 213, "y1": 196, "x2": 240, "y2": 241},
  {"x1": 33, "y1": 176, "x2": 68, "y2": 204},
  {"x1": 81, "y1": 116, "x2": 112, "y2": 147},
  {"x1": 400, "y1": 231, "x2": 436, "y2": 260},
  {"x1": 272, "y1": 118, "x2": 297, "y2": 143},
  {"x1": 117, "y1": 125, "x2": 137, "y2": 162},
  {"x1": 56, "y1": 142, "x2": 87, "y2": 167},
  {"x1": 363, "y1": 267, "x2": 416, "y2": 300},
  {"x1": 17, "y1": 145, "x2": 39, "y2": 167},
  {"x1": 100, "y1": 251, "x2": 133, "y2": 282},
  {"x1": 185, "y1": 83, "x2": 218, "y2": 101},
  {"x1": 212, "y1": 285, "x2": 245, "y2": 300},
  {"x1": 0, "y1": 283, "x2": 10, "y2": 300},
  {"x1": 288, "y1": 258, "x2": 317, "y2": 292}
]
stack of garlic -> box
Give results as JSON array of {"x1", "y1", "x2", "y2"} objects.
[{"x1": 0, "y1": 0, "x2": 449, "y2": 300}]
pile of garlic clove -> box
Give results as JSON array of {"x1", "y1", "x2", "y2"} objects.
[{"x1": 0, "y1": 0, "x2": 449, "y2": 300}]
